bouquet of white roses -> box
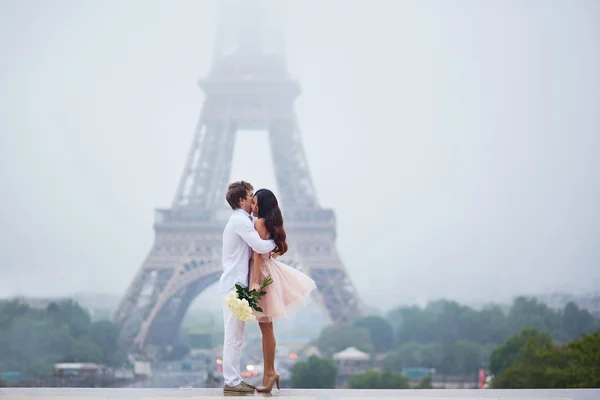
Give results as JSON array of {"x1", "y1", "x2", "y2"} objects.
[{"x1": 225, "y1": 276, "x2": 274, "y2": 323}]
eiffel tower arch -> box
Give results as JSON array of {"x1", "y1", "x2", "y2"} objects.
[{"x1": 112, "y1": 0, "x2": 363, "y2": 353}]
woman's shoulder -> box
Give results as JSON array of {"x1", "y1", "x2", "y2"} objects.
[{"x1": 254, "y1": 218, "x2": 269, "y2": 238}]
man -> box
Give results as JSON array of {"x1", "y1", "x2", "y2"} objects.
[{"x1": 219, "y1": 181, "x2": 275, "y2": 393}]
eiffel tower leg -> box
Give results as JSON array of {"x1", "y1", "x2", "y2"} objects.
[
  {"x1": 113, "y1": 266, "x2": 175, "y2": 349},
  {"x1": 113, "y1": 220, "x2": 225, "y2": 351},
  {"x1": 269, "y1": 120, "x2": 318, "y2": 208},
  {"x1": 172, "y1": 114, "x2": 237, "y2": 210},
  {"x1": 112, "y1": 267, "x2": 147, "y2": 326},
  {"x1": 141, "y1": 270, "x2": 222, "y2": 348},
  {"x1": 133, "y1": 261, "x2": 222, "y2": 350}
]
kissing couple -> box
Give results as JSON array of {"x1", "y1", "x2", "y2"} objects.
[{"x1": 218, "y1": 181, "x2": 316, "y2": 393}]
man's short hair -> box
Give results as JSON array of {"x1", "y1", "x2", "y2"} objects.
[{"x1": 226, "y1": 181, "x2": 253, "y2": 210}]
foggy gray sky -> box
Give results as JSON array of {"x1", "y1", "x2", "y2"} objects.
[{"x1": 1, "y1": 0, "x2": 599, "y2": 311}]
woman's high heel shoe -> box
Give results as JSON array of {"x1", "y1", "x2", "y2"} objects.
[{"x1": 256, "y1": 373, "x2": 280, "y2": 393}]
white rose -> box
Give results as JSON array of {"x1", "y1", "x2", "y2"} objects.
[
  {"x1": 225, "y1": 291, "x2": 237, "y2": 302},
  {"x1": 234, "y1": 301, "x2": 245, "y2": 312},
  {"x1": 243, "y1": 311, "x2": 256, "y2": 323},
  {"x1": 242, "y1": 306, "x2": 256, "y2": 322}
]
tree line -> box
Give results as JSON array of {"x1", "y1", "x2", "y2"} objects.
[
  {"x1": 490, "y1": 328, "x2": 600, "y2": 388},
  {"x1": 0, "y1": 299, "x2": 128, "y2": 379},
  {"x1": 290, "y1": 296, "x2": 600, "y2": 388}
]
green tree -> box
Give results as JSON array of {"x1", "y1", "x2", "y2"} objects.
[
  {"x1": 507, "y1": 297, "x2": 561, "y2": 338},
  {"x1": 419, "y1": 342, "x2": 443, "y2": 370},
  {"x1": 383, "y1": 342, "x2": 422, "y2": 371},
  {"x1": 476, "y1": 305, "x2": 509, "y2": 344},
  {"x1": 387, "y1": 297, "x2": 600, "y2": 353},
  {"x1": 353, "y1": 316, "x2": 395, "y2": 353},
  {"x1": 28, "y1": 354, "x2": 64, "y2": 377},
  {"x1": 46, "y1": 300, "x2": 91, "y2": 339},
  {"x1": 316, "y1": 325, "x2": 373, "y2": 355},
  {"x1": 390, "y1": 301, "x2": 510, "y2": 348},
  {"x1": 489, "y1": 328, "x2": 553, "y2": 376},
  {"x1": 291, "y1": 356, "x2": 337, "y2": 388},
  {"x1": 388, "y1": 306, "x2": 438, "y2": 345},
  {"x1": 320, "y1": 296, "x2": 600, "y2": 379},
  {"x1": 381, "y1": 340, "x2": 485, "y2": 376},
  {"x1": 560, "y1": 302, "x2": 599, "y2": 341},
  {"x1": 383, "y1": 340, "x2": 485, "y2": 376},
  {"x1": 0, "y1": 300, "x2": 32, "y2": 331},
  {"x1": 350, "y1": 369, "x2": 409, "y2": 389},
  {"x1": 557, "y1": 330, "x2": 600, "y2": 387},
  {"x1": 66, "y1": 337, "x2": 104, "y2": 363},
  {"x1": 452, "y1": 340, "x2": 484, "y2": 376},
  {"x1": 425, "y1": 300, "x2": 475, "y2": 344},
  {"x1": 491, "y1": 331, "x2": 600, "y2": 388},
  {"x1": 88, "y1": 320, "x2": 119, "y2": 357},
  {"x1": 0, "y1": 299, "x2": 129, "y2": 377},
  {"x1": 414, "y1": 375, "x2": 433, "y2": 389},
  {"x1": 0, "y1": 318, "x2": 73, "y2": 373},
  {"x1": 107, "y1": 351, "x2": 129, "y2": 367},
  {"x1": 88, "y1": 320, "x2": 128, "y2": 366}
]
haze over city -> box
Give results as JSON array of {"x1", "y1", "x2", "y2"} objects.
[{"x1": 1, "y1": 0, "x2": 599, "y2": 312}]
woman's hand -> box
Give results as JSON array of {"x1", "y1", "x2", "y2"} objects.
[{"x1": 251, "y1": 282, "x2": 260, "y2": 292}]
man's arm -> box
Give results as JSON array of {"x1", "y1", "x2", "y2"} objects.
[{"x1": 234, "y1": 216, "x2": 275, "y2": 254}]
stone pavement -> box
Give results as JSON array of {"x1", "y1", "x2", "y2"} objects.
[{"x1": 0, "y1": 388, "x2": 596, "y2": 400}]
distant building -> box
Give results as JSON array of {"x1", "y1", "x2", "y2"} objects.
[{"x1": 53, "y1": 363, "x2": 102, "y2": 377}]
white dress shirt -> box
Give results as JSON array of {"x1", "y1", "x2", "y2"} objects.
[{"x1": 218, "y1": 209, "x2": 275, "y2": 294}]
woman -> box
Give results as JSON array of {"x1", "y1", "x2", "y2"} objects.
[{"x1": 249, "y1": 188, "x2": 317, "y2": 393}]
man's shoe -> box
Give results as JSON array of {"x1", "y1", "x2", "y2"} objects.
[
  {"x1": 223, "y1": 383, "x2": 255, "y2": 393},
  {"x1": 241, "y1": 381, "x2": 256, "y2": 390}
]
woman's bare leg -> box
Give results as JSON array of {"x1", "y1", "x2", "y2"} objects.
[{"x1": 259, "y1": 321, "x2": 276, "y2": 384}]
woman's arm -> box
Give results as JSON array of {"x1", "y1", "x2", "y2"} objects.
[{"x1": 251, "y1": 218, "x2": 270, "y2": 290}]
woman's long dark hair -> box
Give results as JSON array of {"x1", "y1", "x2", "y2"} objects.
[{"x1": 254, "y1": 189, "x2": 288, "y2": 256}]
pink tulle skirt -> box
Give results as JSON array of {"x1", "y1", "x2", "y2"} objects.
[{"x1": 249, "y1": 258, "x2": 317, "y2": 323}]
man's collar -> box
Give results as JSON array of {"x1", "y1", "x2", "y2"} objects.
[{"x1": 233, "y1": 208, "x2": 250, "y2": 217}]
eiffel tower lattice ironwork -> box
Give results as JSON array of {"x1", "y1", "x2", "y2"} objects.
[{"x1": 112, "y1": 0, "x2": 362, "y2": 352}]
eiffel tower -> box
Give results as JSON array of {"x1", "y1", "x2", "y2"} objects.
[{"x1": 112, "y1": 0, "x2": 362, "y2": 353}]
